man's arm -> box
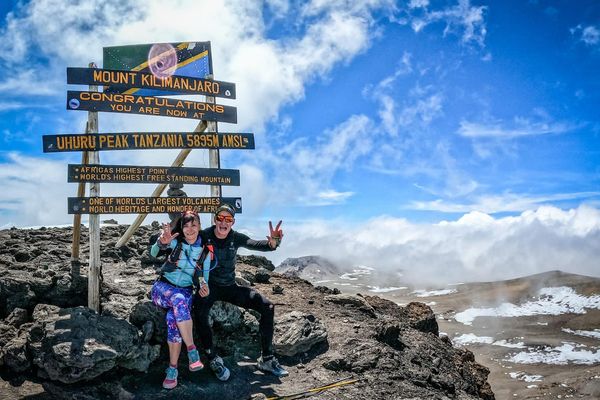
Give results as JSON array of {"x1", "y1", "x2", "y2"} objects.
[
  {"x1": 235, "y1": 232, "x2": 274, "y2": 252},
  {"x1": 235, "y1": 220, "x2": 284, "y2": 251}
]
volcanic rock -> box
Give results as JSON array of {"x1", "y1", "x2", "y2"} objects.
[{"x1": 0, "y1": 224, "x2": 495, "y2": 400}]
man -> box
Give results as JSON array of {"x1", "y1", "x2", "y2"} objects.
[{"x1": 194, "y1": 204, "x2": 288, "y2": 380}]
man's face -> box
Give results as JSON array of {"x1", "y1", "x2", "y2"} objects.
[{"x1": 214, "y1": 211, "x2": 234, "y2": 239}]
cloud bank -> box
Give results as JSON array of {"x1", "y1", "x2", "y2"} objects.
[{"x1": 260, "y1": 205, "x2": 600, "y2": 284}]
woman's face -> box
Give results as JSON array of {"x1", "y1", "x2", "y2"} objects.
[{"x1": 182, "y1": 218, "x2": 200, "y2": 243}]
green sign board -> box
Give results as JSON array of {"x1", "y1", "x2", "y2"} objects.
[{"x1": 103, "y1": 41, "x2": 213, "y2": 96}]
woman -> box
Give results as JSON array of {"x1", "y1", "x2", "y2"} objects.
[{"x1": 150, "y1": 209, "x2": 211, "y2": 389}]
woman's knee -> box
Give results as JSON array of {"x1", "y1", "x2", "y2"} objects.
[
  {"x1": 171, "y1": 294, "x2": 192, "y2": 322},
  {"x1": 166, "y1": 313, "x2": 182, "y2": 343}
]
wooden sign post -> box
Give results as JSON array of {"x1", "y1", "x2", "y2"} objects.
[
  {"x1": 86, "y1": 63, "x2": 101, "y2": 312},
  {"x1": 48, "y1": 41, "x2": 248, "y2": 312}
]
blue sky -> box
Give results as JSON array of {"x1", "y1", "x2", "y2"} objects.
[{"x1": 0, "y1": 1, "x2": 599, "y2": 283}]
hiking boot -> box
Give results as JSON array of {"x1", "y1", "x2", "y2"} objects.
[
  {"x1": 257, "y1": 356, "x2": 289, "y2": 377},
  {"x1": 188, "y1": 349, "x2": 204, "y2": 371},
  {"x1": 162, "y1": 366, "x2": 178, "y2": 389},
  {"x1": 209, "y1": 356, "x2": 230, "y2": 381}
]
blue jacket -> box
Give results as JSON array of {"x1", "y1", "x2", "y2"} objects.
[{"x1": 151, "y1": 238, "x2": 211, "y2": 288}]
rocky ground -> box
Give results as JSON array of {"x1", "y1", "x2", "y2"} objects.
[
  {"x1": 289, "y1": 262, "x2": 600, "y2": 400},
  {"x1": 0, "y1": 224, "x2": 495, "y2": 399}
]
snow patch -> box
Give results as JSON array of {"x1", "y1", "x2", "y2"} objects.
[
  {"x1": 367, "y1": 286, "x2": 407, "y2": 293},
  {"x1": 412, "y1": 288, "x2": 457, "y2": 297},
  {"x1": 455, "y1": 287, "x2": 600, "y2": 325},
  {"x1": 493, "y1": 339, "x2": 526, "y2": 349},
  {"x1": 339, "y1": 265, "x2": 373, "y2": 280},
  {"x1": 452, "y1": 333, "x2": 494, "y2": 346},
  {"x1": 509, "y1": 371, "x2": 543, "y2": 382},
  {"x1": 508, "y1": 342, "x2": 600, "y2": 365},
  {"x1": 562, "y1": 328, "x2": 600, "y2": 339}
]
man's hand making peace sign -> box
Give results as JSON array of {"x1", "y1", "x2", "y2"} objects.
[{"x1": 267, "y1": 220, "x2": 283, "y2": 249}]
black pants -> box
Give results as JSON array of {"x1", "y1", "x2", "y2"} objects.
[{"x1": 193, "y1": 283, "x2": 274, "y2": 357}]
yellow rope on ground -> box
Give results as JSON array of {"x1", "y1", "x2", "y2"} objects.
[{"x1": 265, "y1": 377, "x2": 360, "y2": 400}]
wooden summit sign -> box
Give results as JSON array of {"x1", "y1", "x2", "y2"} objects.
[
  {"x1": 67, "y1": 67, "x2": 236, "y2": 99},
  {"x1": 54, "y1": 41, "x2": 247, "y2": 313},
  {"x1": 43, "y1": 132, "x2": 254, "y2": 152},
  {"x1": 66, "y1": 90, "x2": 237, "y2": 123},
  {"x1": 68, "y1": 164, "x2": 240, "y2": 186},
  {"x1": 68, "y1": 196, "x2": 242, "y2": 215}
]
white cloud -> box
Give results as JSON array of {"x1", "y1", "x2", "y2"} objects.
[
  {"x1": 582, "y1": 25, "x2": 600, "y2": 45},
  {"x1": 268, "y1": 205, "x2": 600, "y2": 285},
  {"x1": 0, "y1": 152, "x2": 72, "y2": 227},
  {"x1": 410, "y1": 191, "x2": 600, "y2": 214},
  {"x1": 0, "y1": 69, "x2": 60, "y2": 95},
  {"x1": 404, "y1": 0, "x2": 487, "y2": 47},
  {"x1": 408, "y1": 0, "x2": 429, "y2": 9},
  {"x1": 0, "y1": 0, "x2": 388, "y2": 129},
  {"x1": 367, "y1": 76, "x2": 444, "y2": 137},
  {"x1": 0, "y1": 102, "x2": 30, "y2": 111},
  {"x1": 265, "y1": 0, "x2": 290, "y2": 18},
  {"x1": 398, "y1": 91, "x2": 444, "y2": 127},
  {"x1": 300, "y1": 0, "x2": 396, "y2": 18},
  {"x1": 0, "y1": 0, "x2": 396, "y2": 222},
  {"x1": 0, "y1": 0, "x2": 495, "y2": 221},
  {"x1": 458, "y1": 116, "x2": 575, "y2": 139},
  {"x1": 0, "y1": 1, "x2": 596, "y2": 291},
  {"x1": 571, "y1": 24, "x2": 600, "y2": 47},
  {"x1": 265, "y1": 114, "x2": 374, "y2": 205},
  {"x1": 316, "y1": 190, "x2": 354, "y2": 204}
]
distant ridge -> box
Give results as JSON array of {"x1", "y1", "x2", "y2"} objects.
[{"x1": 275, "y1": 255, "x2": 341, "y2": 281}]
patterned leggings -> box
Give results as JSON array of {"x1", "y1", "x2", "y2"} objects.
[{"x1": 151, "y1": 280, "x2": 193, "y2": 343}]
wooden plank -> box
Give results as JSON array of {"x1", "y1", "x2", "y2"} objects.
[
  {"x1": 66, "y1": 90, "x2": 237, "y2": 123},
  {"x1": 207, "y1": 92, "x2": 221, "y2": 224},
  {"x1": 67, "y1": 67, "x2": 236, "y2": 99},
  {"x1": 71, "y1": 145, "x2": 88, "y2": 262},
  {"x1": 114, "y1": 120, "x2": 208, "y2": 249},
  {"x1": 67, "y1": 164, "x2": 240, "y2": 186},
  {"x1": 86, "y1": 62, "x2": 101, "y2": 313},
  {"x1": 43, "y1": 132, "x2": 254, "y2": 152},
  {"x1": 68, "y1": 196, "x2": 242, "y2": 214}
]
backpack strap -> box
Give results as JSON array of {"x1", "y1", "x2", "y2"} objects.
[
  {"x1": 159, "y1": 241, "x2": 183, "y2": 275},
  {"x1": 193, "y1": 244, "x2": 214, "y2": 288}
]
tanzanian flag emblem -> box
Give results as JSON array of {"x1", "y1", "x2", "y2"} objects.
[{"x1": 103, "y1": 41, "x2": 212, "y2": 97}]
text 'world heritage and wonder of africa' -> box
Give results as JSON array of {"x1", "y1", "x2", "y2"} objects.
[{"x1": 68, "y1": 197, "x2": 242, "y2": 214}]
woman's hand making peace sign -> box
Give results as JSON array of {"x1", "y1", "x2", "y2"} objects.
[{"x1": 159, "y1": 222, "x2": 179, "y2": 245}]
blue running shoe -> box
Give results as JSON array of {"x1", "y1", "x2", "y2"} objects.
[
  {"x1": 257, "y1": 356, "x2": 288, "y2": 377},
  {"x1": 163, "y1": 366, "x2": 178, "y2": 389},
  {"x1": 188, "y1": 349, "x2": 204, "y2": 371},
  {"x1": 209, "y1": 356, "x2": 230, "y2": 381}
]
